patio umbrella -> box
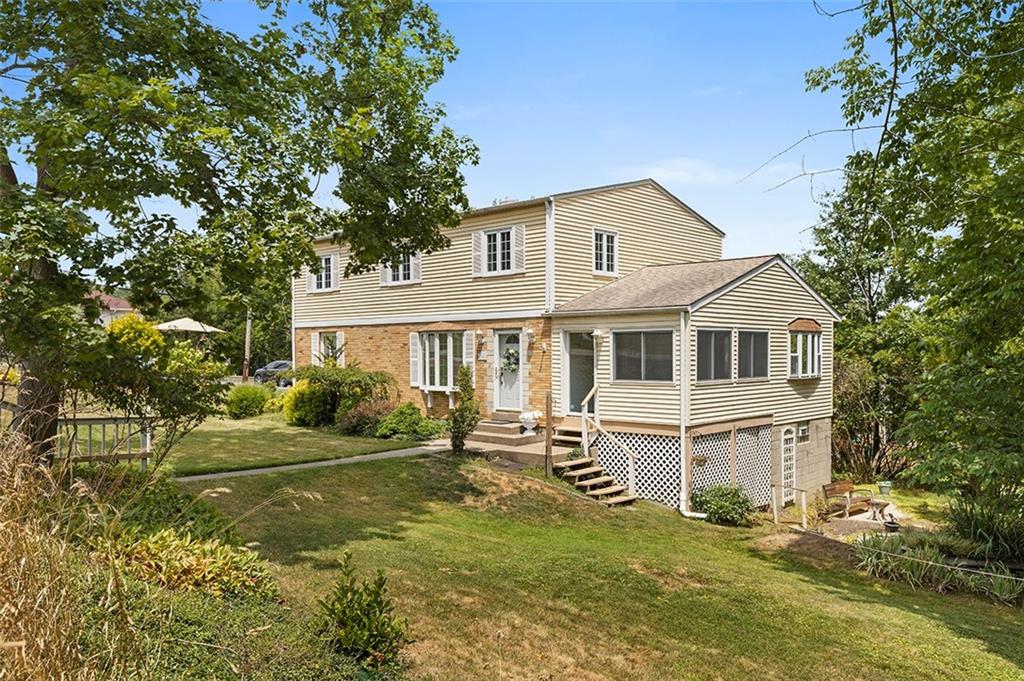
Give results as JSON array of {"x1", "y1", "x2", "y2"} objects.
[{"x1": 155, "y1": 317, "x2": 225, "y2": 334}]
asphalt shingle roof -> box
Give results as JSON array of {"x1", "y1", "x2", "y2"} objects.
[{"x1": 553, "y1": 255, "x2": 778, "y2": 315}]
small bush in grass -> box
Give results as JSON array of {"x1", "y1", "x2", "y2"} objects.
[
  {"x1": 376, "y1": 402, "x2": 446, "y2": 440},
  {"x1": 335, "y1": 398, "x2": 396, "y2": 436},
  {"x1": 691, "y1": 485, "x2": 756, "y2": 527},
  {"x1": 109, "y1": 528, "x2": 277, "y2": 599},
  {"x1": 448, "y1": 365, "x2": 480, "y2": 455},
  {"x1": 317, "y1": 552, "x2": 406, "y2": 671},
  {"x1": 283, "y1": 379, "x2": 335, "y2": 427},
  {"x1": 226, "y1": 384, "x2": 273, "y2": 419}
]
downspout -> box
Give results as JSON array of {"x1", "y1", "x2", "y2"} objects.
[
  {"x1": 544, "y1": 197, "x2": 556, "y2": 313},
  {"x1": 678, "y1": 307, "x2": 706, "y2": 519}
]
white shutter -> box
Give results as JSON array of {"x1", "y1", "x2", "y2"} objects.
[
  {"x1": 472, "y1": 231, "x2": 483, "y2": 277},
  {"x1": 513, "y1": 224, "x2": 526, "y2": 272},
  {"x1": 379, "y1": 265, "x2": 389, "y2": 287},
  {"x1": 332, "y1": 254, "x2": 339, "y2": 289},
  {"x1": 336, "y1": 331, "x2": 345, "y2": 367},
  {"x1": 310, "y1": 331, "x2": 320, "y2": 367},
  {"x1": 411, "y1": 253, "x2": 422, "y2": 283},
  {"x1": 307, "y1": 266, "x2": 316, "y2": 292},
  {"x1": 409, "y1": 332, "x2": 421, "y2": 387},
  {"x1": 462, "y1": 330, "x2": 475, "y2": 383}
]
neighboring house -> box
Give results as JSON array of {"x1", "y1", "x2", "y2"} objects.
[
  {"x1": 292, "y1": 179, "x2": 840, "y2": 512},
  {"x1": 88, "y1": 291, "x2": 136, "y2": 326}
]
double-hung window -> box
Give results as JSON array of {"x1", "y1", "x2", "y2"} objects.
[
  {"x1": 697, "y1": 329, "x2": 732, "y2": 382},
  {"x1": 789, "y1": 331, "x2": 822, "y2": 378},
  {"x1": 737, "y1": 330, "x2": 769, "y2": 379},
  {"x1": 593, "y1": 229, "x2": 617, "y2": 275},
  {"x1": 382, "y1": 253, "x2": 420, "y2": 286},
  {"x1": 312, "y1": 254, "x2": 334, "y2": 291},
  {"x1": 612, "y1": 331, "x2": 673, "y2": 381},
  {"x1": 420, "y1": 332, "x2": 465, "y2": 391},
  {"x1": 486, "y1": 227, "x2": 513, "y2": 274}
]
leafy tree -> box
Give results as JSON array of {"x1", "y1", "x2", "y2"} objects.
[
  {"x1": 0, "y1": 0, "x2": 477, "y2": 456},
  {"x1": 795, "y1": 183, "x2": 922, "y2": 481},
  {"x1": 808, "y1": 3, "x2": 1024, "y2": 504}
]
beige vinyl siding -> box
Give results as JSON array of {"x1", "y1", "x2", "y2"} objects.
[
  {"x1": 293, "y1": 204, "x2": 547, "y2": 324},
  {"x1": 688, "y1": 263, "x2": 834, "y2": 425},
  {"x1": 552, "y1": 313, "x2": 681, "y2": 425},
  {"x1": 553, "y1": 183, "x2": 723, "y2": 304}
]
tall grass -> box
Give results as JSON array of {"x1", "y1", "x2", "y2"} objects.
[{"x1": 0, "y1": 431, "x2": 143, "y2": 680}]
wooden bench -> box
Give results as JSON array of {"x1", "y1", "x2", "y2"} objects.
[{"x1": 822, "y1": 480, "x2": 874, "y2": 518}]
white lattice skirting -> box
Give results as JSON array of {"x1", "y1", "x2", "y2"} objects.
[
  {"x1": 593, "y1": 424, "x2": 775, "y2": 510},
  {"x1": 691, "y1": 424, "x2": 773, "y2": 507},
  {"x1": 592, "y1": 432, "x2": 681, "y2": 507}
]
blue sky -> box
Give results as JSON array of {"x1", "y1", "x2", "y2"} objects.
[
  {"x1": 422, "y1": 1, "x2": 867, "y2": 257},
  {"x1": 5, "y1": 1, "x2": 871, "y2": 259}
]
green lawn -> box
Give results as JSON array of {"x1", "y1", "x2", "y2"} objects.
[
  {"x1": 180, "y1": 456, "x2": 1024, "y2": 681},
  {"x1": 164, "y1": 413, "x2": 417, "y2": 476}
]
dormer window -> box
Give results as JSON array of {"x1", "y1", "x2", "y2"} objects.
[{"x1": 593, "y1": 229, "x2": 617, "y2": 275}]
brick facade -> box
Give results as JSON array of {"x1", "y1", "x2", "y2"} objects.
[{"x1": 295, "y1": 317, "x2": 552, "y2": 421}]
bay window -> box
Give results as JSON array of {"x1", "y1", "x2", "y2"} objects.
[
  {"x1": 420, "y1": 332, "x2": 465, "y2": 390},
  {"x1": 789, "y1": 331, "x2": 821, "y2": 378}
]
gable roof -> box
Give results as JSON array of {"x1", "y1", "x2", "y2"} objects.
[
  {"x1": 313, "y1": 178, "x2": 725, "y2": 243},
  {"x1": 466, "y1": 178, "x2": 726, "y2": 237},
  {"x1": 551, "y1": 255, "x2": 842, "y2": 320}
]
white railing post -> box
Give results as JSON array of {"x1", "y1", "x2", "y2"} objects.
[
  {"x1": 771, "y1": 486, "x2": 779, "y2": 524},
  {"x1": 801, "y1": 490, "x2": 808, "y2": 529}
]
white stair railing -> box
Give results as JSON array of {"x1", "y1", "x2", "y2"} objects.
[{"x1": 580, "y1": 386, "x2": 642, "y2": 495}]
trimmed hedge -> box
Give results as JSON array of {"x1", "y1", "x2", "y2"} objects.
[
  {"x1": 226, "y1": 384, "x2": 273, "y2": 419},
  {"x1": 691, "y1": 485, "x2": 756, "y2": 527}
]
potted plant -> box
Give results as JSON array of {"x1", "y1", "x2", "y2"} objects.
[
  {"x1": 878, "y1": 480, "x2": 893, "y2": 496},
  {"x1": 519, "y1": 410, "x2": 542, "y2": 435},
  {"x1": 883, "y1": 513, "x2": 901, "y2": 533}
]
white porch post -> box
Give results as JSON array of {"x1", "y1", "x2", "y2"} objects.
[{"x1": 678, "y1": 309, "x2": 690, "y2": 513}]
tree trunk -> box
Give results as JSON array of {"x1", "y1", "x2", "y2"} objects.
[
  {"x1": 11, "y1": 256, "x2": 63, "y2": 464},
  {"x1": 13, "y1": 366, "x2": 61, "y2": 464}
]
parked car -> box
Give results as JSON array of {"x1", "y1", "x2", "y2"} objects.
[{"x1": 254, "y1": 360, "x2": 292, "y2": 386}]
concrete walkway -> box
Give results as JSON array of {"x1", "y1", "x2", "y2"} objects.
[{"x1": 173, "y1": 442, "x2": 449, "y2": 482}]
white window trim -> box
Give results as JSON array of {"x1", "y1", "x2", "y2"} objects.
[
  {"x1": 610, "y1": 328, "x2": 676, "y2": 384},
  {"x1": 475, "y1": 225, "x2": 524, "y2": 278},
  {"x1": 309, "y1": 254, "x2": 336, "y2": 293},
  {"x1": 380, "y1": 253, "x2": 421, "y2": 287},
  {"x1": 419, "y1": 331, "x2": 464, "y2": 392},
  {"x1": 592, "y1": 227, "x2": 619, "y2": 277},
  {"x1": 789, "y1": 331, "x2": 822, "y2": 379},
  {"x1": 695, "y1": 327, "x2": 733, "y2": 384},
  {"x1": 736, "y1": 328, "x2": 771, "y2": 382}
]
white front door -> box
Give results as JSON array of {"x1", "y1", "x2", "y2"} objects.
[{"x1": 496, "y1": 331, "x2": 522, "y2": 411}]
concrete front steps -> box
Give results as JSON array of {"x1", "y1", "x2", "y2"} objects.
[
  {"x1": 466, "y1": 420, "x2": 572, "y2": 466},
  {"x1": 553, "y1": 457, "x2": 638, "y2": 507}
]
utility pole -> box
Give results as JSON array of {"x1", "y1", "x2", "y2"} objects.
[{"x1": 241, "y1": 306, "x2": 252, "y2": 382}]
